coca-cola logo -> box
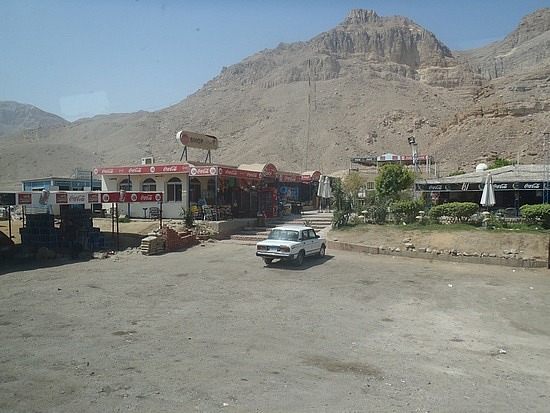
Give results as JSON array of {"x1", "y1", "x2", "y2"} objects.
[
  {"x1": 140, "y1": 194, "x2": 153, "y2": 201},
  {"x1": 493, "y1": 183, "x2": 508, "y2": 190},
  {"x1": 428, "y1": 185, "x2": 443, "y2": 190},
  {"x1": 69, "y1": 194, "x2": 86, "y2": 203},
  {"x1": 524, "y1": 183, "x2": 540, "y2": 189},
  {"x1": 102, "y1": 169, "x2": 114, "y2": 174},
  {"x1": 162, "y1": 166, "x2": 178, "y2": 172},
  {"x1": 128, "y1": 168, "x2": 142, "y2": 173},
  {"x1": 223, "y1": 169, "x2": 238, "y2": 176}
]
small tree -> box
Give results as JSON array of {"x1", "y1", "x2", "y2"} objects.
[
  {"x1": 331, "y1": 178, "x2": 353, "y2": 228},
  {"x1": 375, "y1": 164, "x2": 414, "y2": 200},
  {"x1": 343, "y1": 172, "x2": 366, "y2": 212}
]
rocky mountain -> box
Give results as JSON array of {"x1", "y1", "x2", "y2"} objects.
[
  {"x1": 0, "y1": 101, "x2": 68, "y2": 136},
  {"x1": 0, "y1": 8, "x2": 548, "y2": 190}
]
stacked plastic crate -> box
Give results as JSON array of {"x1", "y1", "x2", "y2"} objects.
[
  {"x1": 19, "y1": 213, "x2": 59, "y2": 250},
  {"x1": 64, "y1": 208, "x2": 106, "y2": 251}
]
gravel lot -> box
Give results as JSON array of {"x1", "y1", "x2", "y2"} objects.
[{"x1": 1, "y1": 241, "x2": 549, "y2": 412}]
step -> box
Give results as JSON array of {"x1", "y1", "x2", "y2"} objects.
[{"x1": 230, "y1": 234, "x2": 267, "y2": 242}]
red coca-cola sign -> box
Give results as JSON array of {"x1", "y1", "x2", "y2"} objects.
[
  {"x1": 88, "y1": 193, "x2": 100, "y2": 203},
  {"x1": 100, "y1": 191, "x2": 163, "y2": 203},
  {"x1": 56, "y1": 193, "x2": 68, "y2": 204},
  {"x1": 17, "y1": 193, "x2": 32, "y2": 205}
]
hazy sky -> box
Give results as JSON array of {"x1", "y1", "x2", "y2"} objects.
[{"x1": 1, "y1": 0, "x2": 547, "y2": 121}]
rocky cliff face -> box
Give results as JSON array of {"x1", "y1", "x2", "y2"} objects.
[{"x1": 457, "y1": 8, "x2": 550, "y2": 80}]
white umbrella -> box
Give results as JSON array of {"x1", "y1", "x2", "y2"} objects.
[
  {"x1": 321, "y1": 176, "x2": 332, "y2": 212},
  {"x1": 480, "y1": 173, "x2": 496, "y2": 209},
  {"x1": 322, "y1": 176, "x2": 332, "y2": 199},
  {"x1": 316, "y1": 175, "x2": 324, "y2": 198}
]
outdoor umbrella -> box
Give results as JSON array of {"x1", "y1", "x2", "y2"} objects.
[
  {"x1": 317, "y1": 175, "x2": 324, "y2": 211},
  {"x1": 321, "y1": 176, "x2": 332, "y2": 212},
  {"x1": 480, "y1": 173, "x2": 496, "y2": 209}
]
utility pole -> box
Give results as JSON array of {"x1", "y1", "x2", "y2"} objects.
[
  {"x1": 408, "y1": 137, "x2": 419, "y2": 199},
  {"x1": 544, "y1": 132, "x2": 550, "y2": 204}
]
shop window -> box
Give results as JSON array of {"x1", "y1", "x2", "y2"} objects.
[
  {"x1": 142, "y1": 178, "x2": 156, "y2": 192},
  {"x1": 167, "y1": 178, "x2": 182, "y2": 202},
  {"x1": 119, "y1": 178, "x2": 132, "y2": 191},
  {"x1": 190, "y1": 178, "x2": 201, "y2": 203}
]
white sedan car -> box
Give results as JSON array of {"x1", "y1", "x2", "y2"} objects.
[{"x1": 256, "y1": 225, "x2": 326, "y2": 266}]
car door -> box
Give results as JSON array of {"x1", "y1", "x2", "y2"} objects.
[{"x1": 302, "y1": 229, "x2": 318, "y2": 256}]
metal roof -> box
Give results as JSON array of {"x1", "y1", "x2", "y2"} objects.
[{"x1": 421, "y1": 164, "x2": 546, "y2": 184}]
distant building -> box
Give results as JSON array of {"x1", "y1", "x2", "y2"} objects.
[
  {"x1": 417, "y1": 164, "x2": 547, "y2": 213},
  {"x1": 21, "y1": 175, "x2": 101, "y2": 215}
]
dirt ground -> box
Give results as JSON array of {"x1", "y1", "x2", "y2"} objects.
[{"x1": 1, "y1": 239, "x2": 549, "y2": 412}]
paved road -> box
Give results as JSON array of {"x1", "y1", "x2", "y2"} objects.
[{"x1": 1, "y1": 241, "x2": 549, "y2": 412}]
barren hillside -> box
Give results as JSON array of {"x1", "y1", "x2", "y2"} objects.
[{"x1": 1, "y1": 9, "x2": 548, "y2": 190}]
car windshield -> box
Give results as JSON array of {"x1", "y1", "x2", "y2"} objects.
[{"x1": 268, "y1": 229, "x2": 299, "y2": 241}]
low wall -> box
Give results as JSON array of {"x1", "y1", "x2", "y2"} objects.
[
  {"x1": 327, "y1": 240, "x2": 547, "y2": 268},
  {"x1": 200, "y1": 218, "x2": 258, "y2": 239}
]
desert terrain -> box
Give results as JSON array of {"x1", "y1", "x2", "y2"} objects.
[{"x1": 1, "y1": 237, "x2": 549, "y2": 412}]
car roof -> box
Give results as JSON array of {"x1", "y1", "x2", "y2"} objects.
[{"x1": 271, "y1": 225, "x2": 313, "y2": 231}]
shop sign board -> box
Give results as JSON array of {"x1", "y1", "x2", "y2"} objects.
[
  {"x1": 301, "y1": 171, "x2": 321, "y2": 183},
  {"x1": 176, "y1": 130, "x2": 219, "y2": 150},
  {"x1": 262, "y1": 163, "x2": 277, "y2": 178},
  {"x1": 189, "y1": 166, "x2": 219, "y2": 177},
  {"x1": 100, "y1": 191, "x2": 163, "y2": 203},
  {"x1": 417, "y1": 182, "x2": 545, "y2": 191},
  {"x1": 12, "y1": 191, "x2": 162, "y2": 205},
  {"x1": 279, "y1": 173, "x2": 302, "y2": 183},
  {"x1": 94, "y1": 164, "x2": 189, "y2": 175},
  {"x1": 218, "y1": 167, "x2": 261, "y2": 180}
]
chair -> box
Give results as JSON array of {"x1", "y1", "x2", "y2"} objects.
[{"x1": 202, "y1": 205, "x2": 214, "y2": 220}]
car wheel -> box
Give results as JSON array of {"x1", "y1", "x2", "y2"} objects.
[
  {"x1": 294, "y1": 250, "x2": 305, "y2": 266},
  {"x1": 263, "y1": 258, "x2": 273, "y2": 265},
  {"x1": 318, "y1": 244, "x2": 326, "y2": 258}
]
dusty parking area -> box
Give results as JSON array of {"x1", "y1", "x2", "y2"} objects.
[{"x1": 1, "y1": 241, "x2": 549, "y2": 412}]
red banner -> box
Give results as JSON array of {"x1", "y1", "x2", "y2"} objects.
[
  {"x1": 14, "y1": 191, "x2": 163, "y2": 205},
  {"x1": 279, "y1": 173, "x2": 302, "y2": 183},
  {"x1": 100, "y1": 191, "x2": 163, "y2": 203},
  {"x1": 218, "y1": 167, "x2": 261, "y2": 180},
  {"x1": 189, "y1": 166, "x2": 219, "y2": 177},
  {"x1": 94, "y1": 164, "x2": 189, "y2": 175}
]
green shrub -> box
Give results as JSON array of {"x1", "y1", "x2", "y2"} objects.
[
  {"x1": 428, "y1": 202, "x2": 479, "y2": 223},
  {"x1": 520, "y1": 204, "x2": 550, "y2": 228},
  {"x1": 389, "y1": 199, "x2": 425, "y2": 224}
]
